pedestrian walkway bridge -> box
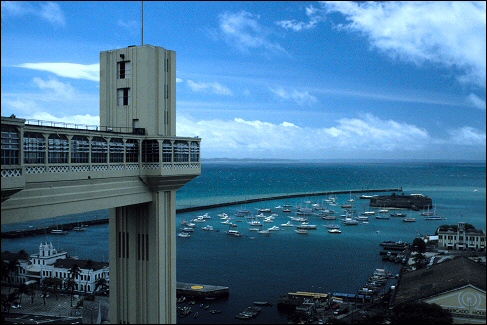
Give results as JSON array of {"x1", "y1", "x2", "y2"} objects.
[{"x1": 1, "y1": 116, "x2": 201, "y2": 224}]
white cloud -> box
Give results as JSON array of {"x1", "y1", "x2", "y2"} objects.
[
  {"x1": 271, "y1": 87, "x2": 318, "y2": 106},
  {"x1": 1, "y1": 1, "x2": 65, "y2": 27},
  {"x1": 321, "y1": 1, "x2": 486, "y2": 88},
  {"x1": 176, "y1": 113, "x2": 437, "y2": 159},
  {"x1": 448, "y1": 126, "x2": 486, "y2": 146},
  {"x1": 16, "y1": 63, "x2": 100, "y2": 82},
  {"x1": 466, "y1": 93, "x2": 486, "y2": 111},
  {"x1": 33, "y1": 77, "x2": 77, "y2": 99},
  {"x1": 26, "y1": 112, "x2": 100, "y2": 127},
  {"x1": 218, "y1": 11, "x2": 287, "y2": 55},
  {"x1": 275, "y1": 4, "x2": 325, "y2": 31},
  {"x1": 186, "y1": 80, "x2": 233, "y2": 95}
]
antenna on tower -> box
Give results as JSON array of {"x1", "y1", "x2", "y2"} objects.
[{"x1": 141, "y1": 1, "x2": 144, "y2": 46}]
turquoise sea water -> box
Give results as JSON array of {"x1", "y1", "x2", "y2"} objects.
[{"x1": 2, "y1": 160, "x2": 486, "y2": 324}]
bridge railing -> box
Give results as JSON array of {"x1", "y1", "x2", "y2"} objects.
[{"x1": 1, "y1": 116, "x2": 201, "y2": 196}]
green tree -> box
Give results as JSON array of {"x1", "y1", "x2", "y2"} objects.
[
  {"x1": 0, "y1": 291, "x2": 19, "y2": 314},
  {"x1": 391, "y1": 301, "x2": 453, "y2": 324},
  {"x1": 411, "y1": 237, "x2": 426, "y2": 253},
  {"x1": 411, "y1": 252, "x2": 428, "y2": 270}
]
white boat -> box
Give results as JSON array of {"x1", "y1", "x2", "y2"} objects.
[
  {"x1": 178, "y1": 232, "x2": 191, "y2": 238},
  {"x1": 296, "y1": 222, "x2": 317, "y2": 230},
  {"x1": 421, "y1": 205, "x2": 435, "y2": 216},
  {"x1": 51, "y1": 229, "x2": 68, "y2": 235},
  {"x1": 247, "y1": 220, "x2": 262, "y2": 227},
  {"x1": 390, "y1": 212, "x2": 407, "y2": 217},
  {"x1": 290, "y1": 216, "x2": 307, "y2": 222},
  {"x1": 361, "y1": 211, "x2": 375, "y2": 216},
  {"x1": 322, "y1": 215, "x2": 337, "y2": 220},
  {"x1": 403, "y1": 217, "x2": 416, "y2": 222},
  {"x1": 375, "y1": 214, "x2": 390, "y2": 219},
  {"x1": 227, "y1": 230, "x2": 242, "y2": 236},
  {"x1": 343, "y1": 218, "x2": 359, "y2": 225},
  {"x1": 73, "y1": 226, "x2": 85, "y2": 231},
  {"x1": 357, "y1": 215, "x2": 369, "y2": 221},
  {"x1": 198, "y1": 213, "x2": 211, "y2": 219},
  {"x1": 295, "y1": 229, "x2": 308, "y2": 235},
  {"x1": 182, "y1": 227, "x2": 194, "y2": 232},
  {"x1": 258, "y1": 229, "x2": 270, "y2": 234},
  {"x1": 191, "y1": 217, "x2": 206, "y2": 223},
  {"x1": 280, "y1": 221, "x2": 295, "y2": 227},
  {"x1": 424, "y1": 215, "x2": 443, "y2": 220},
  {"x1": 268, "y1": 226, "x2": 280, "y2": 231},
  {"x1": 328, "y1": 229, "x2": 342, "y2": 234},
  {"x1": 249, "y1": 227, "x2": 260, "y2": 231},
  {"x1": 202, "y1": 225, "x2": 214, "y2": 231},
  {"x1": 325, "y1": 224, "x2": 341, "y2": 229}
]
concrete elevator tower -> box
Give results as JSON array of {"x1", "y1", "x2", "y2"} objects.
[{"x1": 99, "y1": 45, "x2": 196, "y2": 324}]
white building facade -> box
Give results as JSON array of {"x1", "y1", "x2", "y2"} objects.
[
  {"x1": 5, "y1": 242, "x2": 109, "y2": 294},
  {"x1": 437, "y1": 222, "x2": 486, "y2": 251}
]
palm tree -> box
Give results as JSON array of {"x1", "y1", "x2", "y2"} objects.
[
  {"x1": 68, "y1": 263, "x2": 82, "y2": 281},
  {"x1": 5, "y1": 258, "x2": 20, "y2": 293},
  {"x1": 40, "y1": 278, "x2": 51, "y2": 305},
  {"x1": 51, "y1": 277, "x2": 63, "y2": 300},
  {"x1": 65, "y1": 278, "x2": 77, "y2": 307},
  {"x1": 15, "y1": 283, "x2": 29, "y2": 305},
  {"x1": 1, "y1": 291, "x2": 19, "y2": 314},
  {"x1": 94, "y1": 278, "x2": 109, "y2": 295},
  {"x1": 67, "y1": 264, "x2": 81, "y2": 306},
  {"x1": 27, "y1": 282, "x2": 37, "y2": 304}
]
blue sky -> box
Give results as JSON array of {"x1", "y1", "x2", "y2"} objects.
[{"x1": 1, "y1": 1, "x2": 486, "y2": 160}]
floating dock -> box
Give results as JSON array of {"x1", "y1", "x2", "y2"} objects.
[{"x1": 176, "y1": 282, "x2": 229, "y2": 299}]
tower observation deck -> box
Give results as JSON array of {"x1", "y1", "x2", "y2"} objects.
[{"x1": 1, "y1": 44, "x2": 201, "y2": 323}]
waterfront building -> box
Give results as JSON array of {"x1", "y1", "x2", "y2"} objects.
[
  {"x1": 437, "y1": 222, "x2": 486, "y2": 251},
  {"x1": 1, "y1": 242, "x2": 109, "y2": 294},
  {"x1": 393, "y1": 256, "x2": 486, "y2": 324}
]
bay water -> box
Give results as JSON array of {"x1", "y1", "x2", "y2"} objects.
[{"x1": 2, "y1": 160, "x2": 485, "y2": 324}]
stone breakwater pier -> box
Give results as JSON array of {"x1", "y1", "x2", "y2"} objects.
[
  {"x1": 2, "y1": 187, "x2": 404, "y2": 238},
  {"x1": 177, "y1": 187, "x2": 403, "y2": 213}
]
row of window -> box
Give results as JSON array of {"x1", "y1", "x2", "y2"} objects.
[
  {"x1": 438, "y1": 234, "x2": 485, "y2": 241},
  {"x1": 1, "y1": 126, "x2": 200, "y2": 165}
]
